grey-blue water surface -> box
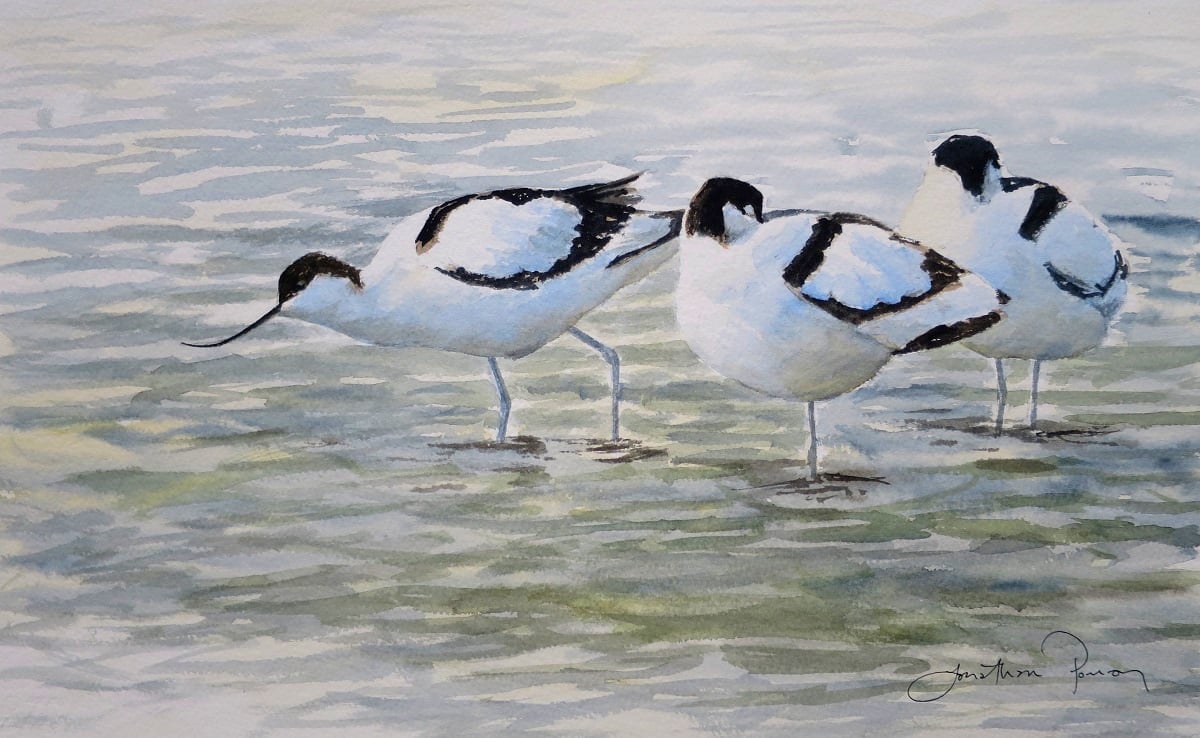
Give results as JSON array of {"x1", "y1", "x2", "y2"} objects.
[{"x1": 1, "y1": 2, "x2": 1198, "y2": 735}]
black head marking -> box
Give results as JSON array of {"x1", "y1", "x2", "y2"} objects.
[
  {"x1": 278, "y1": 252, "x2": 363, "y2": 303},
  {"x1": 684, "y1": 177, "x2": 765, "y2": 242},
  {"x1": 182, "y1": 252, "x2": 362, "y2": 349},
  {"x1": 932, "y1": 135, "x2": 1001, "y2": 198}
]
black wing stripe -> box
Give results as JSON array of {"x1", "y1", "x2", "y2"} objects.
[
  {"x1": 781, "y1": 217, "x2": 842, "y2": 289},
  {"x1": 800, "y1": 250, "x2": 963, "y2": 325},
  {"x1": 605, "y1": 210, "x2": 682, "y2": 269},
  {"x1": 434, "y1": 265, "x2": 542, "y2": 291},
  {"x1": 762, "y1": 207, "x2": 826, "y2": 222},
  {"x1": 1018, "y1": 184, "x2": 1069, "y2": 241},
  {"x1": 427, "y1": 176, "x2": 642, "y2": 290},
  {"x1": 827, "y1": 211, "x2": 892, "y2": 230},
  {"x1": 416, "y1": 188, "x2": 546, "y2": 253},
  {"x1": 417, "y1": 182, "x2": 611, "y2": 253},
  {"x1": 893, "y1": 310, "x2": 1004, "y2": 355},
  {"x1": 1045, "y1": 251, "x2": 1128, "y2": 300},
  {"x1": 1001, "y1": 176, "x2": 1045, "y2": 192},
  {"x1": 921, "y1": 248, "x2": 968, "y2": 291},
  {"x1": 1044, "y1": 261, "x2": 1097, "y2": 299},
  {"x1": 415, "y1": 194, "x2": 477, "y2": 253},
  {"x1": 784, "y1": 216, "x2": 966, "y2": 325},
  {"x1": 1098, "y1": 251, "x2": 1129, "y2": 293},
  {"x1": 561, "y1": 172, "x2": 643, "y2": 205}
]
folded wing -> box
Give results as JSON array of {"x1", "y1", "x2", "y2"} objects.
[
  {"x1": 416, "y1": 174, "x2": 644, "y2": 291},
  {"x1": 782, "y1": 214, "x2": 1005, "y2": 353}
]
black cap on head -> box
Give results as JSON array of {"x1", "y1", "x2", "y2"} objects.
[
  {"x1": 932, "y1": 135, "x2": 1001, "y2": 198},
  {"x1": 182, "y1": 252, "x2": 362, "y2": 348},
  {"x1": 278, "y1": 252, "x2": 363, "y2": 303},
  {"x1": 685, "y1": 177, "x2": 765, "y2": 242}
]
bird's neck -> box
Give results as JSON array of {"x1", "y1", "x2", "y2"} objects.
[
  {"x1": 720, "y1": 203, "x2": 758, "y2": 244},
  {"x1": 900, "y1": 168, "x2": 980, "y2": 254},
  {"x1": 284, "y1": 276, "x2": 370, "y2": 334}
]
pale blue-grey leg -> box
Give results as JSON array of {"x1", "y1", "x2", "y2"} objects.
[
  {"x1": 567, "y1": 326, "x2": 621, "y2": 441},
  {"x1": 994, "y1": 358, "x2": 1007, "y2": 436},
  {"x1": 1027, "y1": 359, "x2": 1041, "y2": 429},
  {"x1": 487, "y1": 357, "x2": 510, "y2": 442},
  {"x1": 806, "y1": 400, "x2": 818, "y2": 482}
]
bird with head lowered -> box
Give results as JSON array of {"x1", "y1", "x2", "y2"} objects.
[{"x1": 185, "y1": 173, "x2": 682, "y2": 443}]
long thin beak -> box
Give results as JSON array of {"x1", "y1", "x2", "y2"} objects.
[{"x1": 182, "y1": 303, "x2": 282, "y2": 348}]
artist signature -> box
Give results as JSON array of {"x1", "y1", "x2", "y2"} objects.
[{"x1": 907, "y1": 630, "x2": 1150, "y2": 703}]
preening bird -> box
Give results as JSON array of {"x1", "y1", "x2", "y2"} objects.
[
  {"x1": 899, "y1": 135, "x2": 1128, "y2": 433},
  {"x1": 676, "y1": 177, "x2": 1007, "y2": 481}
]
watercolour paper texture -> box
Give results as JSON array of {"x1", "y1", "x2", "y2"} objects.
[{"x1": 1, "y1": 1, "x2": 1198, "y2": 735}]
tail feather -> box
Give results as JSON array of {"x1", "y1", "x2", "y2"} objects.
[
  {"x1": 893, "y1": 309, "x2": 1003, "y2": 354},
  {"x1": 858, "y1": 270, "x2": 1007, "y2": 353},
  {"x1": 562, "y1": 172, "x2": 644, "y2": 207},
  {"x1": 605, "y1": 209, "x2": 683, "y2": 270}
]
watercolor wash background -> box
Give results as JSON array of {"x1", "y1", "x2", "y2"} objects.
[{"x1": 1, "y1": 0, "x2": 1199, "y2": 735}]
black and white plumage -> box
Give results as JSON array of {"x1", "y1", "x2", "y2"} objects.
[
  {"x1": 900, "y1": 135, "x2": 1129, "y2": 432},
  {"x1": 184, "y1": 173, "x2": 682, "y2": 442},
  {"x1": 676, "y1": 177, "x2": 1007, "y2": 481}
]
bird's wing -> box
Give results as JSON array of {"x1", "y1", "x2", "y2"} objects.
[
  {"x1": 1000, "y1": 176, "x2": 1069, "y2": 241},
  {"x1": 414, "y1": 175, "x2": 642, "y2": 290},
  {"x1": 1000, "y1": 178, "x2": 1124, "y2": 291},
  {"x1": 782, "y1": 214, "x2": 1005, "y2": 352},
  {"x1": 1037, "y1": 208, "x2": 1128, "y2": 311},
  {"x1": 998, "y1": 179, "x2": 1130, "y2": 313}
]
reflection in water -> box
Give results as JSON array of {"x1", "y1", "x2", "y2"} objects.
[{"x1": 0, "y1": 1, "x2": 1199, "y2": 735}]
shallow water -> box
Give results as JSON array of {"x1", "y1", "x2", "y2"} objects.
[{"x1": 1, "y1": 1, "x2": 1199, "y2": 735}]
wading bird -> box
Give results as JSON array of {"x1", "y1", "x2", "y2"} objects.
[
  {"x1": 185, "y1": 173, "x2": 681, "y2": 442},
  {"x1": 900, "y1": 135, "x2": 1128, "y2": 433},
  {"x1": 676, "y1": 177, "x2": 1006, "y2": 481}
]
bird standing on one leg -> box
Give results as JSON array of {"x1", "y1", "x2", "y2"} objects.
[{"x1": 676, "y1": 177, "x2": 1007, "y2": 482}]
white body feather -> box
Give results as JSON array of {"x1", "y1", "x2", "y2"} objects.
[
  {"x1": 677, "y1": 206, "x2": 1003, "y2": 402},
  {"x1": 900, "y1": 163, "x2": 1127, "y2": 361},
  {"x1": 286, "y1": 195, "x2": 678, "y2": 358}
]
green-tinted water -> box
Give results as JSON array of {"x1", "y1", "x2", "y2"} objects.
[{"x1": 1, "y1": 1, "x2": 1198, "y2": 735}]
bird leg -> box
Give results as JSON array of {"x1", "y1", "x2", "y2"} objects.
[
  {"x1": 994, "y1": 358, "x2": 1007, "y2": 436},
  {"x1": 487, "y1": 357, "x2": 510, "y2": 442},
  {"x1": 1027, "y1": 359, "x2": 1041, "y2": 429},
  {"x1": 568, "y1": 327, "x2": 621, "y2": 442},
  {"x1": 806, "y1": 400, "x2": 818, "y2": 482}
]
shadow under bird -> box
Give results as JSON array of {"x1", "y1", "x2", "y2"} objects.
[
  {"x1": 900, "y1": 134, "x2": 1128, "y2": 434},
  {"x1": 184, "y1": 173, "x2": 682, "y2": 442},
  {"x1": 676, "y1": 177, "x2": 1007, "y2": 482}
]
